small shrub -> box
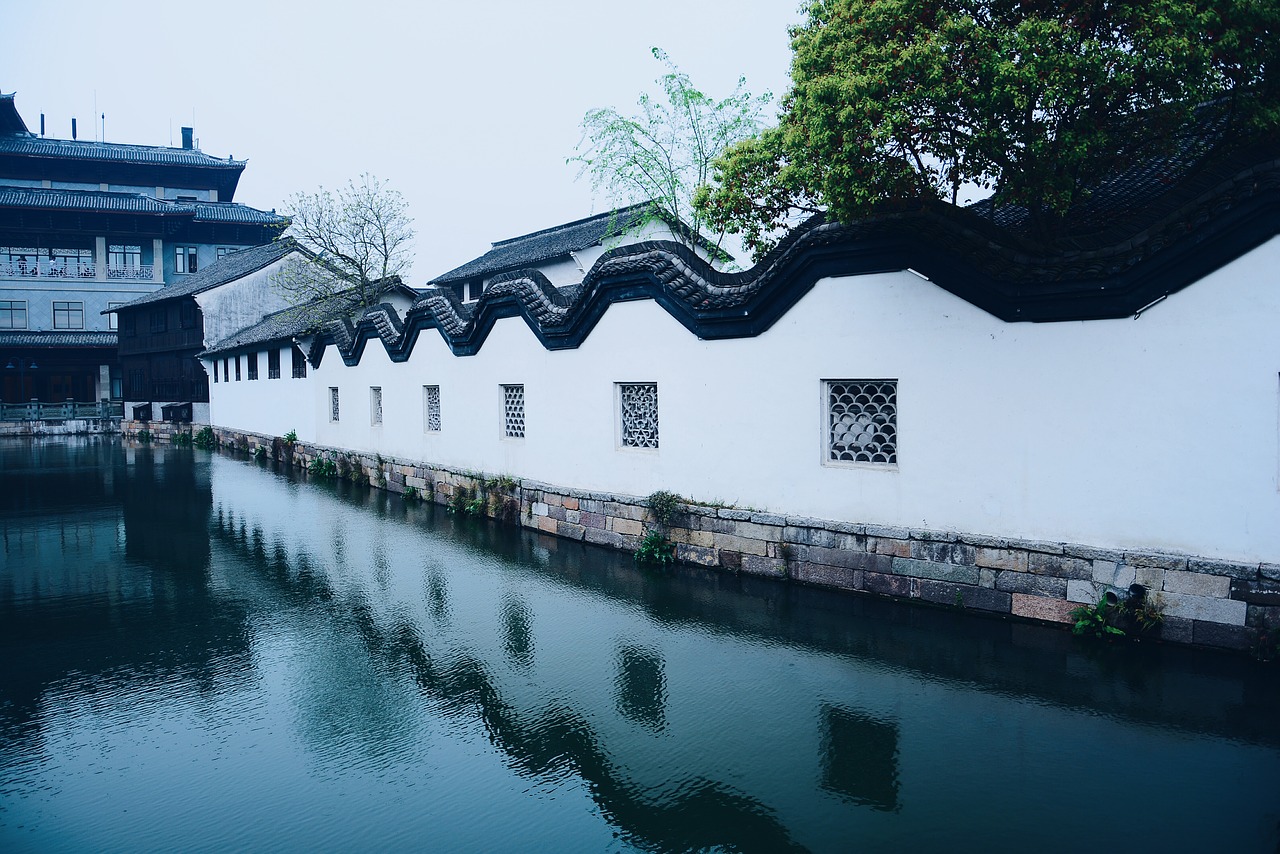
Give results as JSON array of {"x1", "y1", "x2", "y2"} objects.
[
  {"x1": 193, "y1": 426, "x2": 218, "y2": 449},
  {"x1": 308, "y1": 455, "x2": 338, "y2": 479},
  {"x1": 449, "y1": 486, "x2": 471, "y2": 515},
  {"x1": 465, "y1": 495, "x2": 486, "y2": 517},
  {"x1": 1071, "y1": 600, "x2": 1125, "y2": 640},
  {"x1": 635, "y1": 531, "x2": 675, "y2": 567},
  {"x1": 282, "y1": 429, "x2": 298, "y2": 444},
  {"x1": 403, "y1": 485, "x2": 420, "y2": 501},
  {"x1": 253, "y1": 446, "x2": 266, "y2": 462},
  {"x1": 1127, "y1": 597, "x2": 1165, "y2": 635},
  {"x1": 490, "y1": 475, "x2": 518, "y2": 493},
  {"x1": 646, "y1": 490, "x2": 682, "y2": 528},
  {"x1": 136, "y1": 429, "x2": 152, "y2": 444},
  {"x1": 172, "y1": 431, "x2": 192, "y2": 447}
]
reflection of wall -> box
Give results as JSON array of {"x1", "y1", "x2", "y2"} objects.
[
  {"x1": 615, "y1": 644, "x2": 665, "y2": 731},
  {"x1": 821, "y1": 705, "x2": 900, "y2": 812}
]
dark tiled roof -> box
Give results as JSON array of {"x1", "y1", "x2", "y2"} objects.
[
  {"x1": 0, "y1": 330, "x2": 117, "y2": 347},
  {"x1": 0, "y1": 134, "x2": 245, "y2": 170},
  {"x1": 108, "y1": 239, "x2": 302, "y2": 311},
  {"x1": 0, "y1": 186, "x2": 287, "y2": 225},
  {"x1": 431, "y1": 203, "x2": 652, "y2": 284},
  {"x1": 193, "y1": 201, "x2": 287, "y2": 225},
  {"x1": 0, "y1": 186, "x2": 178, "y2": 213}
]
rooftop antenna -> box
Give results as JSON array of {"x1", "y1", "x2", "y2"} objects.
[
  {"x1": 101, "y1": 112, "x2": 105, "y2": 142},
  {"x1": 169, "y1": 119, "x2": 173, "y2": 147}
]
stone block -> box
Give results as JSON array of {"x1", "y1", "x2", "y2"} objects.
[
  {"x1": 793, "y1": 562, "x2": 862, "y2": 591},
  {"x1": 910, "y1": 540, "x2": 975, "y2": 565},
  {"x1": 868, "y1": 536, "x2": 912, "y2": 558},
  {"x1": 726, "y1": 521, "x2": 785, "y2": 542},
  {"x1": 1159, "y1": 591, "x2": 1246, "y2": 625},
  {"x1": 562, "y1": 497, "x2": 579, "y2": 511},
  {"x1": 564, "y1": 509, "x2": 581, "y2": 524},
  {"x1": 1062, "y1": 543, "x2": 1124, "y2": 562},
  {"x1": 1124, "y1": 551, "x2": 1188, "y2": 571},
  {"x1": 910, "y1": 529, "x2": 960, "y2": 542},
  {"x1": 1192, "y1": 621, "x2": 1253, "y2": 651},
  {"x1": 676, "y1": 543, "x2": 718, "y2": 567},
  {"x1": 718, "y1": 550, "x2": 742, "y2": 571},
  {"x1": 718, "y1": 508, "x2": 752, "y2": 520},
  {"x1": 975, "y1": 547, "x2": 1026, "y2": 571},
  {"x1": 750, "y1": 512, "x2": 788, "y2": 526},
  {"x1": 1188, "y1": 558, "x2": 1258, "y2": 581},
  {"x1": 959, "y1": 532, "x2": 1010, "y2": 548},
  {"x1": 547, "y1": 505, "x2": 567, "y2": 522},
  {"x1": 742, "y1": 554, "x2": 787, "y2": 577},
  {"x1": 995, "y1": 571, "x2": 1068, "y2": 597},
  {"x1": 1011, "y1": 593, "x2": 1076, "y2": 624},
  {"x1": 555, "y1": 521, "x2": 585, "y2": 541},
  {"x1": 1091, "y1": 561, "x2": 1136, "y2": 589},
  {"x1": 611, "y1": 517, "x2": 645, "y2": 537},
  {"x1": 1163, "y1": 569, "x2": 1230, "y2": 599},
  {"x1": 584, "y1": 527, "x2": 626, "y2": 549},
  {"x1": 1020, "y1": 539, "x2": 1065, "y2": 555},
  {"x1": 1246, "y1": 604, "x2": 1280, "y2": 630},
  {"x1": 579, "y1": 511, "x2": 606, "y2": 530},
  {"x1": 979, "y1": 568, "x2": 997, "y2": 589},
  {"x1": 536, "y1": 516, "x2": 557, "y2": 534},
  {"x1": 1159, "y1": 616, "x2": 1194, "y2": 644},
  {"x1": 864, "y1": 571, "x2": 912, "y2": 598},
  {"x1": 532, "y1": 501, "x2": 549, "y2": 517},
  {"x1": 406, "y1": 475, "x2": 427, "y2": 491},
  {"x1": 917, "y1": 580, "x2": 1011, "y2": 613},
  {"x1": 1066, "y1": 579, "x2": 1102, "y2": 604},
  {"x1": 864, "y1": 524, "x2": 911, "y2": 539},
  {"x1": 713, "y1": 533, "x2": 770, "y2": 557},
  {"x1": 784, "y1": 526, "x2": 843, "y2": 549},
  {"x1": 1027, "y1": 552, "x2": 1092, "y2": 580},
  {"x1": 796, "y1": 545, "x2": 882, "y2": 572},
  {"x1": 830, "y1": 521, "x2": 866, "y2": 536},
  {"x1": 1134, "y1": 567, "x2": 1166, "y2": 591},
  {"x1": 890, "y1": 558, "x2": 980, "y2": 586},
  {"x1": 1262, "y1": 563, "x2": 1280, "y2": 582}
]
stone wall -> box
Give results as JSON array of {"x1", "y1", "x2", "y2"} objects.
[{"x1": 203, "y1": 426, "x2": 1280, "y2": 655}]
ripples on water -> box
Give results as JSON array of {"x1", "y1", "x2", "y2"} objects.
[{"x1": 1, "y1": 438, "x2": 1278, "y2": 853}]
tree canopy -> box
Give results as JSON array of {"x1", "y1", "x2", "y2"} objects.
[
  {"x1": 696, "y1": 0, "x2": 1280, "y2": 256},
  {"x1": 571, "y1": 48, "x2": 772, "y2": 263},
  {"x1": 278, "y1": 174, "x2": 414, "y2": 308}
]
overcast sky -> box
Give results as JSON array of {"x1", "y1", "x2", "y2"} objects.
[{"x1": 3, "y1": 0, "x2": 801, "y2": 281}]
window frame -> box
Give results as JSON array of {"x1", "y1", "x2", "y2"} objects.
[
  {"x1": 329, "y1": 386, "x2": 340, "y2": 422},
  {"x1": 174, "y1": 245, "x2": 198, "y2": 274},
  {"x1": 52, "y1": 300, "x2": 84, "y2": 330},
  {"x1": 106, "y1": 302, "x2": 123, "y2": 331},
  {"x1": 370, "y1": 386, "x2": 383, "y2": 425},
  {"x1": 267, "y1": 347, "x2": 281, "y2": 379},
  {"x1": 0, "y1": 299, "x2": 27, "y2": 330},
  {"x1": 501, "y1": 383, "x2": 525, "y2": 439},
  {"x1": 616, "y1": 381, "x2": 660, "y2": 451},
  {"x1": 822, "y1": 378, "x2": 899, "y2": 469},
  {"x1": 423, "y1": 384, "x2": 441, "y2": 433},
  {"x1": 247, "y1": 352, "x2": 258, "y2": 381}
]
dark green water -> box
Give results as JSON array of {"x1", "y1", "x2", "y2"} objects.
[{"x1": 1, "y1": 438, "x2": 1278, "y2": 853}]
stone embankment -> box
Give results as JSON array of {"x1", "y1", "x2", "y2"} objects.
[{"x1": 157, "y1": 425, "x2": 1280, "y2": 655}]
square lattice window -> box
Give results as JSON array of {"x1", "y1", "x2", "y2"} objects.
[
  {"x1": 826, "y1": 380, "x2": 898, "y2": 465},
  {"x1": 618, "y1": 383, "x2": 659, "y2": 449},
  {"x1": 424, "y1": 385, "x2": 441, "y2": 433},
  {"x1": 502, "y1": 384, "x2": 525, "y2": 438}
]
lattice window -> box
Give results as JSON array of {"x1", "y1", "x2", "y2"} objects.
[
  {"x1": 329, "y1": 387, "x2": 340, "y2": 422},
  {"x1": 618, "y1": 383, "x2": 659, "y2": 449},
  {"x1": 502, "y1": 384, "x2": 525, "y2": 438},
  {"x1": 826, "y1": 380, "x2": 898, "y2": 465},
  {"x1": 424, "y1": 385, "x2": 441, "y2": 433},
  {"x1": 370, "y1": 387, "x2": 383, "y2": 425}
]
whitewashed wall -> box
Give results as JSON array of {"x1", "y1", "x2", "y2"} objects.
[
  {"x1": 208, "y1": 237, "x2": 1280, "y2": 564},
  {"x1": 194, "y1": 254, "x2": 298, "y2": 346}
]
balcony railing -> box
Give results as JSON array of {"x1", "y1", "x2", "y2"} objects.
[
  {"x1": 0, "y1": 259, "x2": 97, "y2": 279},
  {"x1": 0, "y1": 400, "x2": 123, "y2": 421},
  {"x1": 107, "y1": 264, "x2": 155, "y2": 280}
]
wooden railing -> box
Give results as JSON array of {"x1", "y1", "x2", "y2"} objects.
[{"x1": 0, "y1": 400, "x2": 123, "y2": 421}]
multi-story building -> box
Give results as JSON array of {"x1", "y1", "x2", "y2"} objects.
[{"x1": 0, "y1": 91, "x2": 285, "y2": 408}]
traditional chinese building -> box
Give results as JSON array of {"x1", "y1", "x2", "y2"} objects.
[{"x1": 0, "y1": 91, "x2": 285, "y2": 408}]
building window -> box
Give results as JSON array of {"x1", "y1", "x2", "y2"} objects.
[
  {"x1": 50, "y1": 247, "x2": 94, "y2": 277},
  {"x1": 291, "y1": 345, "x2": 307, "y2": 378},
  {"x1": 149, "y1": 308, "x2": 167, "y2": 333},
  {"x1": 267, "y1": 348, "x2": 281, "y2": 379},
  {"x1": 175, "y1": 246, "x2": 198, "y2": 274},
  {"x1": 371, "y1": 387, "x2": 383, "y2": 425},
  {"x1": 0, "y1": 300, "x2": 27, "y2": 329},
  {"x1": 329, "y1": 387, "x2": 340, "y2": 422},
  {"x1": 234, "y1": 356, "x2": 241, "y2": 382},
  {"x1": 502, "y1": 384, "x2": 525, "y2": 438},
  {"x1": 216, "y1": 246, "x2": 239, "y2": 260},
  {"x1": 826, "y1": 380, "x2": 898, "y2": 465},
  {"x1": 107, "y1": 302, "x2": 123, "y2": 331},
  {"x1": 53, "y1": 301, "x2": 84, "y2": 329},
  {"x1": 222, "y1": 358, "x2": 228, "y2": 383},
  {"x1": 423, "y1": 385, "x2": 441, "y2": 433},
  {"x1": 108, "y1": 244, "x2": 142, "y2": 275},
  {"x1": 212, "y1": 362, "x2": 218, "y2": 383},
  {"x1": 180, "y1": 301, "x2": 197, "y2": 329},
  {"x1": 618, "y1": 382, "x2": 659, "y2": 449},
  {"x1": 128, "y1": 369, "x2": 145, "y2": 398},
  {"x1": 247, "y1": 352, "x2": 258, "y2": 381}
]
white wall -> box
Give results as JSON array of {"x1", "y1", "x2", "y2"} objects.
[
  {"x1": 208, "y1": 237, "x2": 1280, "y2": 563},
  {"x1": 194, "y1": 255, "x2": 297, "y2": 345}
]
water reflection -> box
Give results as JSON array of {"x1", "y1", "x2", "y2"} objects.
[{"x1": 2, "y1": 438, "x2": 1278, "y2": 854}]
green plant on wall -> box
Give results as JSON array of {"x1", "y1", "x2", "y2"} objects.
[
  {"x1": 403, "y1": 485, "x2": 420, "y2": 502},
  {"x1": 635, "y1": 530, "x2": 675, "y2": 568},
  {"x1": 282, "y1": 429, "x2": 297, "y2": 445},
  {"x1": 1071, "y1": 599, "x2": 1125, "y2": 640},
  {"x1": 136, "y1": 429, "x2": 152, "y2": 444},
  {"x1": 253, "y1": 446, "x2": 266, "y2": 462},
  {"x1": 172, "y1": 431, "x2": 192, "y2": 447},
  {"x1": 193, "y1": 426, "x2": 217, "y2": 450},
  {"x1": 308, "y1": 455, "x2": 338, "y2": 479},
  {"x1": 646, "y1": 490, "x2": 682, "y2": 528}
]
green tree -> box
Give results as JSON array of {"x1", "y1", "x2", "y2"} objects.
[
  {"x1": 696, "y1": 0, "x2": 1280, "y2": 255},
  {"x1": 571, "y1": 48, "x2": 773, "y2": 263},
  {"x1": 277, "y1": 173, "x2": 414, "y2": 308}
]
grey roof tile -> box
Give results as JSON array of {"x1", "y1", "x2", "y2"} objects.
[
  {"x1": 0, "y1": 330, "x2": 117, "y2": 347},
  {"x1": 0, "y1": 134, "x2": 244, "y2": 170},
  {"x1": 107, "y1": 239, "x2": 302, "y2": 311},
  {"x1": 0, "y1": 186, "x2": 287, "y2": 225}
]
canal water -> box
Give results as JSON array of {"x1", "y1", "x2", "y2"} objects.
[{"x1": 1, "y1": 438, "x2": 1277, "y2": 853}]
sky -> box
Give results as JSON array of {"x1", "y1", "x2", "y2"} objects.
[{"x1": 3, "y1": 0, "x2": 802, "y2": 282}]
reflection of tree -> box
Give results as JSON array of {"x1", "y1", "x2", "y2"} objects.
[
  {"x1": 820, "y1": 705, "x2": 900, "y2": 812},
  {"x1": 615, "y1": 644, "x2": 666, "y2": 731},
  {"x1": 425, "y1": 568, "x2": 449, "y2": 624},
  {"x1": 501, "y1": 594, "x2": 533, "y2": 668}
]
